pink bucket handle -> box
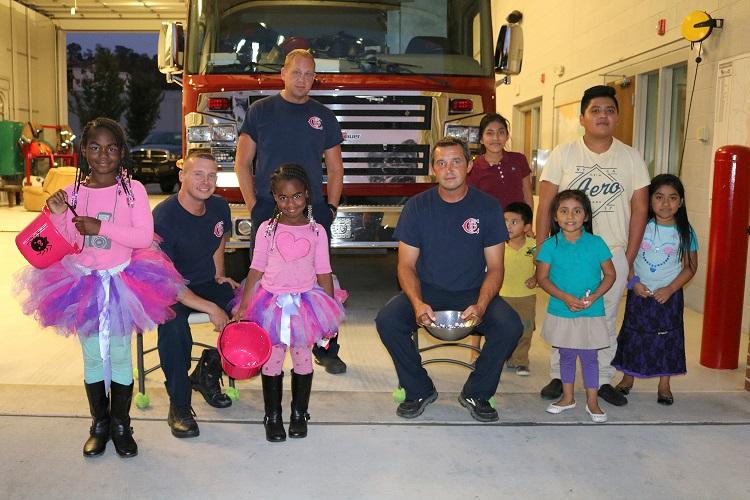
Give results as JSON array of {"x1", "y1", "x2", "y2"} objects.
[{"x1": 39, "y1": 205, "x2": 83, "y2": 254}]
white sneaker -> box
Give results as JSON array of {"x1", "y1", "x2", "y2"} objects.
[
  {"x1": 545, "y1": 401, "x2": 576, "y2": 414},
  {"x1": 516, "y1": 365, "x2": 530, "y2": 376},
  {"x1": 586, "y1": 405, "x2": 608, "y2": 423}
]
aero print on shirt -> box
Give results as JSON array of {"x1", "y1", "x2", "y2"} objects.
[{"x1": 567, "y1": 164, "x2": 624, "y2": 217}]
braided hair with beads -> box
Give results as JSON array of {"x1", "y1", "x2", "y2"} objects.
[
  {"x1": 265, "y1": 163, "x2": 318, "y2": 249},
  {"x1": 71, "y1": 117, "x2": 135, "y2": 209}
]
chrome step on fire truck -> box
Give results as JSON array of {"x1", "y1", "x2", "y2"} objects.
[{"x1": 158, "y1": 0, "x2": 522, "y2": 253}]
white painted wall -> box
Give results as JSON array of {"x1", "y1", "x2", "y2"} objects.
[
  {"x1": 492, "y1": 0, "x2": 750, "y2": 332},
  {"x1": 0, "y1": 0, "x2": 61, "y2": 125}
]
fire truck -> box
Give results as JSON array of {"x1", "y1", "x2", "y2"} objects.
[{"x1": 158, "y1": 0, "x2": 522, "y2": 253}]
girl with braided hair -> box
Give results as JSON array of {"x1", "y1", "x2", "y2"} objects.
[
  {"x1": 234, "y1": 163, "x2": 346, "y2": 442},
  {"x1": 14, "y1": 117, "x2": 184, "y2": 458}
]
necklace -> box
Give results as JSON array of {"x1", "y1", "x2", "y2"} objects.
[
  {"x1": 640, "y1": 224, "x2": 675, "y2": 272},
  {"x1": 640, "y1": 250, "x2": 670, "y2": 273}
]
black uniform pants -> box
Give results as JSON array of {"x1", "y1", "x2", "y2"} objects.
[
  {"x1": 375, "y1": 285, "x2": 522, "y2": 401},
  {"x1": 157, "y1": 281, "x2": 234, "y2": 407}
]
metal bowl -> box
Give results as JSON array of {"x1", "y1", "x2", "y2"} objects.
[{"x1": 423, "y1": 310, "x2": 479, "y2": 341}]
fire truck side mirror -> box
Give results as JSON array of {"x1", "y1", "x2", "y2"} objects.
[
  {"x1": 158, "y1": 22, "x2": 185, "y2": 75},
  {"x1": 494, "y1": 23, "x2": 523, "y2": 76}
]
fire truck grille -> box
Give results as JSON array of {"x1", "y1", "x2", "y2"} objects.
[
  {"x1": 316, "y1": 95, "x2": 431, "y2": 131},
  {"x1": 338, "y1": 143, "x2": 430, "y2": 176},
  {"x1": 245, "y1": 94, "x2": 433, "y2": 177}
]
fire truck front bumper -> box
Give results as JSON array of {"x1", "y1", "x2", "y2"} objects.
[{"x1": 227, "y1": 205, "x2": 402, "y2": 250}]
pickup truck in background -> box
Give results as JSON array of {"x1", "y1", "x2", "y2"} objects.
[{"x1": 131, "y1": 131, "x2": 182, "y2": 194}]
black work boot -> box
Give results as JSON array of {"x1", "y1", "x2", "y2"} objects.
[
  {"x1": 109, "y1": 382, "x2": 138, "y2": 458},
  {"x1": 261, "y1": 373, "x2": 286, "y2": 442},
  {"x1": 167, "y1": 404, "x2": 200, "y2": 438},
  {"x1": 189, "y1": 348, "x2": 232, "y2": 408},
  {"x1": 83, "y1": 381, "x2": 110, "y2": 457},
  {"x1": 288, "y1": 371, "x2": 313, "y2": 438}
]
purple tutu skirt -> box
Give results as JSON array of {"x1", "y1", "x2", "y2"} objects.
[
  {"x1": 14, "y1": 245, "x2": 185, "y2": 338},
  {"x1": 233, "y1": 283, "x2": 345, "y2": 348}
]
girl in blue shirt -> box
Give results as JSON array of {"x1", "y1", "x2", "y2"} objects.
[
  {"x1": 612, "y1": 174, "x2": 698, "y2": 405},
  {"x1": 536, "y1": 190, "x2": 616, "y2": 422}
]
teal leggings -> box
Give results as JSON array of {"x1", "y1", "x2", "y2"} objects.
[{"x1": 80, "y1": 334, "x2": 133, "y2": 385}]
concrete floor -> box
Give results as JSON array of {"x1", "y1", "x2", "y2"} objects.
[{"x1": 1, "y1": 191, "x2": 749, "y2": 499}]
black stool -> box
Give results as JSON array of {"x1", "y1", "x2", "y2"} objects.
[{"x1": 413, "y1": 329, "x2": 481, "y2": 371}]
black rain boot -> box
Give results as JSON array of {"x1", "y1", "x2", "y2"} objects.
[
  {"x1": 189, "y1": 348, "x2": 232, "y2": 408},
  {"x1": 83, "y1": 381, "x2": 110, "y2": 456},
  {"x1": 288, "y1": 371, "x2": 313, "y2": 438},
  {"x1": 261, "y1": 373, "x2": 286, "y2": 442},
  {"x1": 109, "y1": 382, "x2": 138, "y2": 458}
]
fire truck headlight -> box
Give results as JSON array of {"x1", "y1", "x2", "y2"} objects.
[
  {"x1": 187, "y1": 126, "x2": 211, "y2": 142},
  {"x1": 236, "y1": 219, "x2": 253, "y2": 236},
  {"x1": 212, "y1": 125, "x2": 236, "y2": 141},
  {"x1": 445, "y1": 125, "x2": 479, "y2": 144}
]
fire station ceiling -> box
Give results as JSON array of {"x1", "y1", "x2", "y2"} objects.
[{"x1": 17, "y1": 1, "x2": 185, "y2": 29}]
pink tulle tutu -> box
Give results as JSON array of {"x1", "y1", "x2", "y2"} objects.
[
  {"x1": 233, "y1": 283, "x2": 345, "y2": 347},
  {"x1": 14, "y1": 244, "x2": 185, "y2": 338}
]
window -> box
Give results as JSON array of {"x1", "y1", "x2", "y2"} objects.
[
  {"x1": 667, "y1": 64, "x2": 687, "y2": 174},
  {"x1": 186, "y1": 0, "x2": 494, "y2": 77},
  {"x1": 514, "y1": 99, "x2": 542, "y2": 193},
  {"x1": 635, "y1": 63, "x2": 687, "y2": 176}
]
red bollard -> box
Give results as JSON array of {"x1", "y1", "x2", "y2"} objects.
[{"x1": 700, "y1": 145, "x2": 750, "y2": 370}]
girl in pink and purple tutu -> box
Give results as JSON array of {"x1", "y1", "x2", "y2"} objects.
[
  {"x1": 14, "y1": 117, "x2": 184, "y2": 458},
  {"x1": 234, "y1": 163, "x2": 345, "y2": 443}
]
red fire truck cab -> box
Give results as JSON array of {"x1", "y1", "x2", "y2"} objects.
[{"x1": 158, "y1": 0, "x2": 522, "y2": 250}]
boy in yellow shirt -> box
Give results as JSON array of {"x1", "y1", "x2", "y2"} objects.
[
  {"x1": 501, "y1": 202, "x2": 537, "y2": 375},
  {"x1": 470, "y1": 202, "x2": 537, "y2": 374}
]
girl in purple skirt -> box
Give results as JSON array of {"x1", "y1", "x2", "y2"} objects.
[
  {"x1": 612, "y1": 174, "x2": 698, "y2": 405},
  {"x1": 14, "y1": 118, "x2": 184, "y2": 458},
  {"x1": 234, "y1": 163, "x2": 345, "y2": 442}
]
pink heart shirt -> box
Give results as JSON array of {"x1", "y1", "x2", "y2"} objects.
[{"x1": 250, "y1": 220, "x2": 332, "y2": 294}]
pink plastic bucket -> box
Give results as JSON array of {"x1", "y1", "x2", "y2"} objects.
[
  {"x1": 15, "y1": 207, "x2": 80, "y2": 269},
  {"x1": 217, "y1": 321, "x2": 272, "y2": 380}
]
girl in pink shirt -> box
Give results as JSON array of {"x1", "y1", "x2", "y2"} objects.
[
  {"x1": 15, "y1": 118, "x2": 184, "y2": 458},
  {"x1": 235, "y1": 163, "x2": 345, "y2": 442}
]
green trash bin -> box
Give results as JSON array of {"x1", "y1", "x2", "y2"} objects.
[{"x1": 0, "y1": 121, "x2": 24, "y2": 176}]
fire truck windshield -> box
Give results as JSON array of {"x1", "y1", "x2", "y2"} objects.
[{"x1": 186, "y1": 0, "x2": 493, "y2": 77}]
